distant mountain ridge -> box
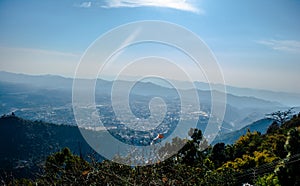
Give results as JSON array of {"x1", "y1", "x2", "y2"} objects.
[
  {"x1": 1, "y1": 71, "x2": 299, "y2": 106},
  {"x1": 194, "y1": 82, "x2": 300, "y2": 107},
  {"x1": 0, "y1": 71, "x2": 291, "y2": 131},
  {"x1": 212, "y1": 118, "x2": 275, "y2": 144}
]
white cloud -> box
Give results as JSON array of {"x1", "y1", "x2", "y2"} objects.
[
  {"x1": 101, "y1": 0, "x2": 203, "y2": 14},
  {"x1": 75, "y1": 1, "x2": 92, "y2": 8},
  {"x1": 257, "y1": 39, "x2": 300, "y2": 54}
]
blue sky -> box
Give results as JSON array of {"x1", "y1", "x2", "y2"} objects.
[{"x1": 0, "y1": 0, "x2": 300, "y2": 93}]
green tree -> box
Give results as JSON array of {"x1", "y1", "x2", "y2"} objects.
[
  {"x1": 255, "y1": 173, "x2": 280, "y2": 186},
  {"x1": 259, "y1": 133, "x2": 287, "y2": 158},
  {"x1": 275, "y1": 127, "x2": 300, "y2": 186},
  {"x1": 201, "y1": 167, "x2": 238, "y2": 186},
  {"x1": 266, "y1": 108, "x2": 294, "y2": 125},
  {"x1": 158, "y1": 136, "x2": 187, "y2": 160},
  {"x1": 233, "y1": 129, "x2": 262, "y2": 158},
  {"x1": 177, "y1": 128, "x2": 204, "y2": 165},
  {"x1": 267, "y1": 121, "x2": 280, "y2": 134},
  {"x1": 210, "y1": 143, "x2": 227, "y2": 168},
  {"x1": 42, "y1": 147, "x2": 90, "y2": 185}
]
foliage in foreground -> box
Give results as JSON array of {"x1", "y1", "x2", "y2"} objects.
[{"x1": 3, "y1": 111, "x2": 300, "y2": 185}]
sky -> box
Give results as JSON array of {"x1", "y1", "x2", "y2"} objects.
[{"x1": 0, "y1": 0, "x2": 300, "y2": 93}]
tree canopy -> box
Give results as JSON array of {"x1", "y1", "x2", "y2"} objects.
[{"x1": 2, "y1": 111, "x2": 300, "y2": 185}]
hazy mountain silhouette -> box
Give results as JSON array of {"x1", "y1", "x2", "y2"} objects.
[{"x1": 0, "y1": 71, "x2": 289, "y2": 130}]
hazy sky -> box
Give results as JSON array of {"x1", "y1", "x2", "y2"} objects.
[{"x1": 0, "y1": 0, "x2": 300, "y2": 93}]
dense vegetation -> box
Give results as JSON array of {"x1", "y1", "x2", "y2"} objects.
[
  {"x1": 0, "y1": 114, "x2": 103, "y2": 179},
  {"x1": 1, "y1": 112, "x2": 300, "y2": 185}
]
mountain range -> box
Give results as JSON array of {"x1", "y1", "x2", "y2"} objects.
[
  {"x1": 212, "y1": 118, "x2": 275, "y2": 145},
  {"x1": 1, "y1": 71, "x2": 297, "y2": 131},
  {"x1": 0, "y1": 71, "x2": 297, "y2": 131},
  {"x1": 1, "y1": 70, "x2": 299, "y2": 180}
]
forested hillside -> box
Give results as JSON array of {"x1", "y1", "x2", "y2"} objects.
[
  {"x1": 1, "y1": 112, "x2": 300, "y2": 185},
  {"x1": 0, "y1": 114, "x2": 102, "y2": 179}
]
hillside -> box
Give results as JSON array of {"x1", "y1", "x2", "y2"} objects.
[
  {"x1": 2, "y1": 111, "x2": 300, "y2": 185},
  {"x1": 213, "y1": 118, "x2": 274, "y2": 144},
  {"x1": 0, "y1": 114, "x2": 103, "y2": 178}
]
